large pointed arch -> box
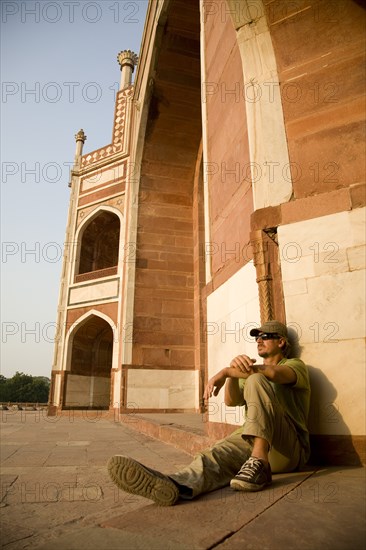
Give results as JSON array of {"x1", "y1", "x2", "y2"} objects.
[{"x1": 121, "y1": 0, "x2": 205, "y2": 413}]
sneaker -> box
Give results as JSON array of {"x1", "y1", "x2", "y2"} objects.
[
  {"x1": 107, "y1": 455, "x2": 179, "y2": 506},
  {"x1": 230, "y1": 457, "x2": 272, "y2": 492}
]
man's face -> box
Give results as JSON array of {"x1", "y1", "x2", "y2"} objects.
[{"x1": 255, "y1": 333, "x2": 284, "y2": 358}]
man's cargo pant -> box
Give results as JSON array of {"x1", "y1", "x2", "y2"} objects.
[{"x1": 170, "y1": 373, "x2": 306, "y2": 498}]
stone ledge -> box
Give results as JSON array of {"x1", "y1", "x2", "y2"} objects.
[
  {"x1": 119, "y1": 413, "x2": 210, "y2": 455},
  {"x1": 120, "y1": 414, "x2": 366, "y2": 466},
  {"x1": 251, "y1": 185, "x2": 366, "y2": 232}
]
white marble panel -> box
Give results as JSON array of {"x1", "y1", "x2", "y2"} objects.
[
  {"x1": 92, "y1": 377, "x2": 111, "y2": 407},
  {"x1": 53, "y1": 374, "x2": 61, "y2": 406},
  {"x1": 64, "y1": 375, "x2": 90, "y2": 407},
  {"x1": 69, "y1": 279, "x2": 119, "y2": 305},
  {"x1": 347, "y1": 244, "x2": 366, "y2": 271},
  {"x1": 278, "y1": 209, "x2": 366, "y2": 263},
  {"x1": 349, "y1": 207, "x2": 366, "y2": 246},
  {"x1": 281, "y1": 254, "x2": 315, "y2": 282},
  {"x1": 302, "y1": 339, "x2": 365, "y2": 435},
  {"x1": 64, "y1": 375, "x2": 110, "y2": 407},
  {"x1": 314, "y1": 249, "x2": 350, "y2": 277},
  {"x1": 285, "y1": 270, "x2": 365, "y2": 343},
  {"x1": 208, "y1": 261, "x2": 259, "y2": 319},
  {"x1": 81, "y1": 164, "x2": 125, "y2": 192},
  {"x1": 278, "y1": 211, "x2": 365, "y2": 285},
  {"x1": 126, "y1": 370, "x2": 196, "y2": 409},
  {"x1": 112, "y1": 370, "x2": 121, "y2": 407},
  {"x1": 235, "y1": 3, "x2": 293, "y2": 209},
  {"x1": 282, "y1": 279, "x2": 308, "y2": 297},
  {"x1": 280, "y1": 210, "x2": 366, "y2": 438},
  {"x1": 206, "y1": 261, "x2": 260, "y2": 424},
  {"x1": 194, "y1": 370, "x2": 200, "y2": 410}
]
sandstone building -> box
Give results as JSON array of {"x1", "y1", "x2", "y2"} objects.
[{"x1": 49, "y1": 0, "x2": 365, "y2": 465}]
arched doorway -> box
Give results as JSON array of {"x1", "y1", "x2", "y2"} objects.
[
  {"x1": 76, "y1": 210, "x2": 120, "y2": 282},
  {"x1": 63, "y1": 315, "x2": 114, "y2": 409}
]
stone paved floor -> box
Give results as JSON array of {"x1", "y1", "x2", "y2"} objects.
[{"x1": 1, "y1": 410, "x2": 365, "y2": 550}]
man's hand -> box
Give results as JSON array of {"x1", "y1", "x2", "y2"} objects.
[
  {"x1": 230, "y1": 355, "x2": 257, "y2": 375},
  {"x1": 204, "y1": 357, "x2": 259, "y2": 401},
  {"x1": 203, "y1": 369, "x2": 228, "y2": 400}
]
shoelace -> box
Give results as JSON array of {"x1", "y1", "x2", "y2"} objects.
[{"x1": 238, "y1": 457, "x2": 263, "y2": 476}]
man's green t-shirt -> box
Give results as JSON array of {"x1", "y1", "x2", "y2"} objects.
[{"x1": 239, "y1": 358, "x2": 311, "y2": 458}]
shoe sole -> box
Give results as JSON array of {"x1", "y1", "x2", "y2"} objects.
[
  {"x1": 230, "y1": 478, "x2": 270, "y2": 492},
  {"x1": 107, "y1": 455, "x2": 179, "y2": 506}
]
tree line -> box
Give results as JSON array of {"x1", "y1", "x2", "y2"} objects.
[{"x1": 0, "y1": 372, "x2": 50, "y2": 403}]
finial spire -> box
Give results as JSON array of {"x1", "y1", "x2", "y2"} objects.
[
  {"x1": 74, "y1": 129, "x2": 87, "y2": 164},
  {"x1": 117, "y1": 50, "x2": 138, "y2": 90},
  {"x1": 75, "y1": 129, "x2": 87, "y2": 144}
]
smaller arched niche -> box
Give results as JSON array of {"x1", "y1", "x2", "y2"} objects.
[
  {"x1": 76, "y1": 210, "x2": 120, "y2": 282},
  {"x1": 64, "y1": 315, "x2": 114, "y2": 409}
]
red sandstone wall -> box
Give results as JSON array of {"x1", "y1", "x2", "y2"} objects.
[
  {"x1": 204, "y1": 11, "x2": 254, "y2": 278},
  {"x1": 265, "y1": 0, "x2": 365, "y2": 199}
]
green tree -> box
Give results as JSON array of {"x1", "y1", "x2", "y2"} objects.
[
  {"x1": 0, "y1": 375, "x2": 9, "y2": 401},
  {"x1": 0, "y1": 373, "x2": 50, "y2": 403}
]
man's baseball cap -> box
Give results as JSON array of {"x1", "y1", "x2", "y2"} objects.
[{"x1": 250, "y1": 321, "x2": 288, "y2": 339}]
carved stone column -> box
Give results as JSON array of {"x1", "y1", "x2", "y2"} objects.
[{"x1": 251, "y1": 228, "x2": 285, "y2": 324}]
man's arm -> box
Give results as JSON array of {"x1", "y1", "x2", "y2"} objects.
[
  {"x1": 256, "y1": 363, "x2": 296, "y2": 385},
  {"x1": 203, "y1": 356, "x2": 297, "y2": 405},
  {"x1": 224, "y1": 376, "x2": 245, "y2": 407},
  {"x1": 203, "y1": 367, "x2": 247, "y2": 405},
  {"x1": 204, "y1": 355, "x2": 258, "y2": 405},
  {"x1": 228, "y1": 354, "x2": 297, "y2": 385}
]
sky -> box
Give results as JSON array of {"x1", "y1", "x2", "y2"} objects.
[{"x1": 1, "y1": 0, "x2": 149, "y2": 378}]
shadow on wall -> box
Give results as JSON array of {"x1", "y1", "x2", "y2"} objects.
[
  {"x1": 287, "y1": 327, "x2": 303, "y2": 359},
  {"x1": 287, "y1": 328, "x2": 362, "y2": 467}
]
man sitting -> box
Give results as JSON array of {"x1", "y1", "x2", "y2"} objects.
[{"x1": 108, "y1": 320, "x2": 311, "y2": 505}]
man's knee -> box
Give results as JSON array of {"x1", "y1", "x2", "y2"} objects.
[
  {"x1": 244, "y1": 373, "x2": 274, "y2": 401},
  {"x1": 245, "y1": 373, "x2": 271, "y2": 390}
]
